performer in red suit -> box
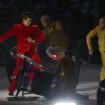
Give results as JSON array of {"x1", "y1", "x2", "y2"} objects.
[{"x1": 0, "y1": 11, "x2": 45, "y2": 95}]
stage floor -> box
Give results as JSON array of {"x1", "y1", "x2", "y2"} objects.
[{"x1": 0, "y1": 64, "x2": 100, "y2": 105}]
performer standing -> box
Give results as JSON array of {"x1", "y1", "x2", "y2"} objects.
[
  {"x1": 0, "y1": 11, "x2": 45, "y2": 95},
  {"x1": 86, "y1": 16, "x2": 105, "y2": 105},
  {"x1": 40, "y1": 15, "x2": 69, "y2": 51},
  {"x1": 40, "y1": 15, "x2": 70, "y2": 73}
]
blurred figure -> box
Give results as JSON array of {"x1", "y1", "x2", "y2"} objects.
[
  {"x1": 56, "y1": 50, "x2": 77, "y2": 97},
  {"x1": 46, "y1": 50, "x2": 88, "y2": 100},
  {"x1": 40, "y1": 15, "x2": 70, "y2": 73},
  {"x1": 0, "y1": 11, "x2": 45, "y2": 95},
  {"x1": 86, "y1": 16, "x2": 105, "y2": 105},
  {"x1": 40, "y1": 15, "x2": 69, "y2": 50}
]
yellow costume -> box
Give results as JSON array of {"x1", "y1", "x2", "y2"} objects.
[{"x1": 86, "y1": 26, "x2": 105, "y2": 81}]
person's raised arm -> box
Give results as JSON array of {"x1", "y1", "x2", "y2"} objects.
[
  {"x1": 0, "y1": 25, "x2": 17, "y2": 42},
  {"x1": 86, "y1": 27, "x2": 98, "y2": 55}
]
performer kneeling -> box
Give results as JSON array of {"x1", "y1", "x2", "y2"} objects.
[
  {"x1": 49, "y1": 50, "x2": 88, "y2": 100},
  {"x1": 56, "y1": 51, "x2": 77, "y2": 97}
]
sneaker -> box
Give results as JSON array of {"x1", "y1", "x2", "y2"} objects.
[{"x1": 8, "y1": 92, "x2": 13, "y2": 96}]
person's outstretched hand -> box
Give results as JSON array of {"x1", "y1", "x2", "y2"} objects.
[
  {"x1": 27, "y1": 37, "x2": 35, "y2": 43},
  {"x1": 88, "y1": 47, "x2": 94, "y2": 55}
]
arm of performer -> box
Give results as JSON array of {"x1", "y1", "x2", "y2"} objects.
[
  {"x1": 29, "y1": 25, "x2": 45, "y2": 45},
  {"x1": 27, "y1": 37, "x2": 35, "y2": 43},
  {"x1": 86, "y1": 27, "x2": 98, "y2": 55},
  {"x1": 0, "y1": 25, "x2": 17, "y2": 42}
]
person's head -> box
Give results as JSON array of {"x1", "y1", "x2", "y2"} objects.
[
  {"x1": 40, "y1": 15, "x2": 51, "y2": 28},
  {"x1": 21, "y1": 11, "x2": 32, "y2": 27},
  {"x1": 99, "y1": 16, "x2": 105, "y2": 29}
]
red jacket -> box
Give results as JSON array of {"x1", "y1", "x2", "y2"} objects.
[{"x1": 0, "y1": 24, "x2": 45, "y2": 53}]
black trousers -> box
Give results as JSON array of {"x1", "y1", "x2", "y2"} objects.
[{"x1": 97, "y1": 80, "x2": 105, "y2": 105}]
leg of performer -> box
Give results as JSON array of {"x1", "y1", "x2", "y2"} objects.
[
  {"x1": 8, "y1": 57, "x2": 23, "y2": 95},
  {"x1": 31, "y1": 52, "x2": 42, "y2": 72},
  {"x1": 27, "y1": 52, "x2": 42, "y2": 88},
  {"x1": 29, "y1": 53, "x2": 42, "y2": 81}
]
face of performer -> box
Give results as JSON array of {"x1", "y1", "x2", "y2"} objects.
[
  {"x1": 23, "y1": 18, "x2": 32, "y2": 27},
  {"x1": 99, "y1": 17, "x2": 105, "y2": 29},
  {"x1": 40, "y1": 18, "x2": 48, "y2": 28},
  {"x1": 40, "y1": 15, "x2": 51, "y2": 28}
]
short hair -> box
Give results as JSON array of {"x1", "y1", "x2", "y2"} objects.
[
  {"x1": 21, "y1": 11, "x2": 32, "y2": 20},
  {"x1": 100, "y1": 16, "x2": 105, "y2": 21},
  {"x1": 98, "y1": 12, "x2": 105, "y2": 20},
  {"x1": 40, "y1": 15, "x2": 51, "y2": 23}
]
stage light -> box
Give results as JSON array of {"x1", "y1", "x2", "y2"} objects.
[
  {"x1": 55, "y1": 102, "x2": 76, "y2": 105},
  {"x1": 20, "y1": 54, "x2": 24, "y2": 58},
  {"x1": 53, "y1": 54, "x2": 57, "y2": 58}
]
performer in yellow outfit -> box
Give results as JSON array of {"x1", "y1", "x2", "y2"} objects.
[
  {"x1": 86, "y1": 16, "x2": 105, "y2": 105},
  {"x1": 86, "y1": 16, "x2": 105, "y2": 81}
]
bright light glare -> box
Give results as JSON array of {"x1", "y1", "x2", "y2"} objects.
[
  {"x1": 55, "y1": 102, "x2": 76, "y2": 105},
  {"x1": 53, "y1": 54, "x2": 57, "y2": 58},
  {"x1": 21, "y1": 54, "x2": 24, "y2": 58}
]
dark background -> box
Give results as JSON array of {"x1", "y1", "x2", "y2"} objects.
[{"x1": 0, "y1": 0, "x2": 104, "y2": 64}]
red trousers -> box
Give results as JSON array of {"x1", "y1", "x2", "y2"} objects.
[{"x1": 8, "y1": 46, "x2": 42, "y2": 94}]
